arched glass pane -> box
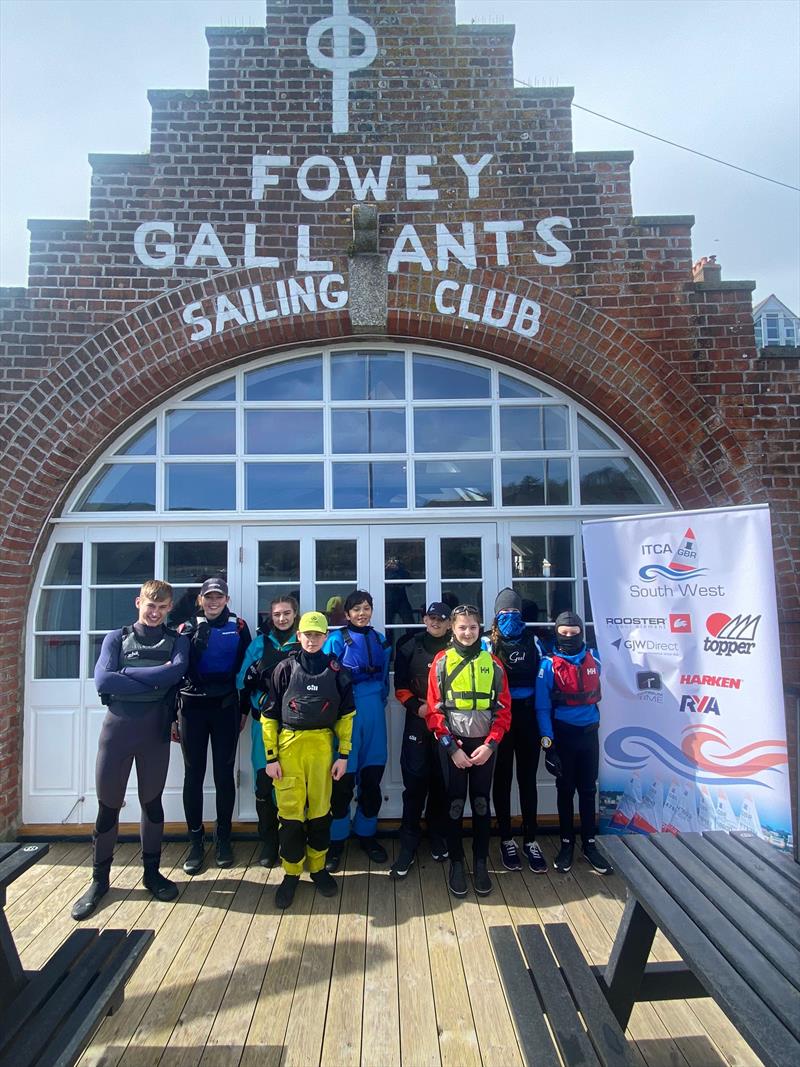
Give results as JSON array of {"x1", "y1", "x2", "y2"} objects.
[
  {"x1": 332, "y1": 409, "x2": 405, "y2": 454},
  {"x1": 415, "y1": 460, "x2": 492, "y2": 507},
  {"x1": 114, "y1": 422, "x2": 157, "y2": 456},
  {"x1": 166, "y1": 410, "x2": 236, "y2": 455},
  {"x1": 414, "y1": 408, "x2": 491, "y2": 452},
  {"x1": 413, "y1": 354, "x2": 490, "y2": 399},
  {"x1": 246, "y1": 410, "x2": 323, "y2": 454},
  {"x1": 166, "y1": 464, "x2": 236, "y2": 510},
  {"x1": 579, "y1": 458, "x2": 659, "y2": 504},
  {"x1": 246, "y1": 462, "x2": 324, "y2": 509},
  {"x1": 577, "y1": 415, "x2": 618, "y2": 450},
  {"x1": 331, "y1": 351, "x2": 405, "y2": 400},
  {"x1": 502, "y1": 459, "x2": 570, "y2": 505},
  {"x1": 499, "y1": 374, "x2": 546, "y2": 399},
  {"x1": 77, "y1": 464, "x2": 155, "y2": 512},
  {"x1": 184, "y1": 377, "x2": 236, "y2": 401},
  {"x1": 332, "y1": 462, "x2": 407, "y2": 508},
  {"x1": 36, "y1": 589, "x2": 81, "y2": 631},
  {"x1": 500, "y1": 407, "x2": 568, "y2": 451},
  {"x1": 44, "y1": 543, "x2": 82, "y2": 585},
  {"x1": 245, "y1": 355, "x2": 322, "y2": 400}
]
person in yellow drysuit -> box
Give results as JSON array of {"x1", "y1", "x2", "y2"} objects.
[{"x1": 262, "y1": 611, "x2": 355, "y2": 909}]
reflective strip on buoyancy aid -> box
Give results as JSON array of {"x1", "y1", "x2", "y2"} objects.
[
  {"x1": 281, "y1": 655, "x2": 342, "y2": 730},
  {"x1": 341, "y1": 627, "x2": 389, "y2": 685},
  {"x1": 550, "y1": 650, "x2": 602, "y2": 706},
  {"x1": 442, "y1": 647, "x2": 497, "y2": 711},
  {"x1": 118, "y1": 625, "x2": 178, "y2": 702},
  {"x1": 189, "y1": 614, "x2": 243, "y2": 681}
]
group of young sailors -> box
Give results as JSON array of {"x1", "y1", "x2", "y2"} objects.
[{"x1": 72, "y1": 578, "x2": 611, "y2": 920}]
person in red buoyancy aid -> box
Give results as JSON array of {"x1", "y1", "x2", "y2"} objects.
[{"x1": 535, "y1": 611, "x2": 612, "y2": 876}]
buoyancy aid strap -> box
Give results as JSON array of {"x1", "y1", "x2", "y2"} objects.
[{"x1": 441, "y1": 652, "x2": 474, "y2": 694}]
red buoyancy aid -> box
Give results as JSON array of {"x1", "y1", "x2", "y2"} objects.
[{"x1": 550, "y1": 650, "x2": 602, "y2": 706}]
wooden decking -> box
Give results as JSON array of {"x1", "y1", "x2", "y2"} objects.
[{"x1": 7, "y1": 838, "x2": 763, "y2": 1067}]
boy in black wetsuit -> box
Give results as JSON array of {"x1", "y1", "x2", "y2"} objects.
[{"x1": 72, "y1": 579, "x2": 189, "y2": 921}]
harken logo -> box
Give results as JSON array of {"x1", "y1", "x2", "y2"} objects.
[
  {"x1": 680, "y1": 694, "x2": 721, "y2": 716},
  {"x1": 669, "y1": 613, "x2": 692, "y2": 633},
  {"x1": 703, "y1": 612, "x2": 760, "y2": 657},
  {"x1": 638, "y1": 527, "x2": 708, "y2": 582}
]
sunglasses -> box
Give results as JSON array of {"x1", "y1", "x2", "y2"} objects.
[{"x1": 451, "y1": 604, "x2": 480, "y2": 617}]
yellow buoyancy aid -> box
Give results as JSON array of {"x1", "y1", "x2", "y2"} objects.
[{"x1": 442, "y1": 646, "x2": 497, "y2": 711}]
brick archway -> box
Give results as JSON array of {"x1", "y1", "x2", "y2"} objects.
[{"x1": 0, "y1": 264, "x2": 780, "y2": 832}]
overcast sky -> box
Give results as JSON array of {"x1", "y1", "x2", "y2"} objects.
[{"x1": 1, "y1": 0, "x2": 798, "y2": 308}]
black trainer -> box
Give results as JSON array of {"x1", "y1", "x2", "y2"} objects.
[
  {"x1": 359, "y1": 836, "x2": 388, "y2": 863},
  {"x1": 448, "y1": 859, "x2": 468, "y2": 897},
  {"x1": 325, "y1": 841, "x2": 345, "y2": 873},
  {"x1": 310, "y1": 869, "x2": 339, "y2": 897},
  {"x1": 473, "y1": 859, "x2": 493, "y2": 896},
  {"x1": 215, "y1": 834, "x2": 234, "y2": 868},
  {"x1": 553, "y1": 839, "x2": 574, "y2": 873},
  {"x1": 429, "y1": 835, "x2": 449, "y2": 862},
  {"x1": 275, "y1": 874, "x2": 299, "y2": 909},
  {"x1": 183, "y1": 830, "x2": 205, "y2": 875},
  {"x1": 389, "y1": 847, "x2": 416, "y2": 880},
  {"x1": 582, "y1": 839, "x2": 613, "y2": 874},
  {"x1": 142, "y1": 853, "x2": 179, "y2": 902},
  {"x1": 71, "y1": 859, "x2": 112, "y2": 921},
  {"x1": 523, "y1": 841, "x2": 548, "y2": 874}
]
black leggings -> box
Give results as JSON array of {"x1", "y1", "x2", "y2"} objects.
[
  {"x1": 438, "y1": 736, "x2": 496, "y2": 862},
  {"x1": 399, "y1": 710, "x2": 447, "y2": 851},
  {"x1": 553, "y1": 720, "x2": 599, "y2": 842},
  {"x1": 180, "y1": 699, "x2": 241, "y2": 835},
  {"x1": 94, "y1": 704, "x2": 172, "y2": 865},
  {"x1": 492, "y1": 697, "x2": 540, "y2": 842}
]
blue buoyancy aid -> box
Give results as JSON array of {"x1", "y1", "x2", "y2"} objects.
[
  {"x1": 340, "y1": 627, "x2": 390, "y2": 687},
  {"x1": 188, "y1": 614, "x2": 243, "y2": 682}
]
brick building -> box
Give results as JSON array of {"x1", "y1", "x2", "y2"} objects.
[{"x1": 1, "y1": 0, "x2": 796, "y2": 837}]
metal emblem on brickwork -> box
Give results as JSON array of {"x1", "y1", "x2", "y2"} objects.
[{"x1": 306, "y1": 0, "x2": 377, "y2": 134}]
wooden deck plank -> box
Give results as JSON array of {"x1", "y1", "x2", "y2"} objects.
[
  {"x1": 198, "y1": 859, "x2": 284, "y2": 1067},
  {"x1": 395, "y1": 850, "x2": 442, "y2": 1067},
  {"x1": 7, "y1": 844, "x2": 92, "y2": 930},
  {"x1": 419, "y1": 849, "x2": 482, "y2": 1067},
  {"x1": 361, "y1": 839, "x2": 401, "y2": 1067},
  {"x1": 159, "y1": 846, "x2": 264, "y2": 1067},
  {"x1": 321, "y1": 845, "x2": 368, "y2": 1067},
  {"x1": 5, "y1": 842, "x2": 87, "y2": 910}
]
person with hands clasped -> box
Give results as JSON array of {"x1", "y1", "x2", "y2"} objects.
[
  {"x1": 536, "y1": 610, "x2": 612, "y2": 875},
  {"x1": 426, "y1": 605, "x2": 511, "y2": 898},
  {"x1": 236, "y1": 596, "x2": 300, "y2": 867},
  {"x1": 262, "y1": 611, "x2": 355, "y2": 909},
  {"x1": 176, "y1": 578, "x2": 252, "y2": 875}
]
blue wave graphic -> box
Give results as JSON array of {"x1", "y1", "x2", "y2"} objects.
[
  {"x1": 603, "y1": 726, "x2": 772, "y2": 788},
  {"x1": 638, "y1": 564, "x2": 708, "y2": 582}
]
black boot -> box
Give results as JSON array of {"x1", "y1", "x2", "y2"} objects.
[
  {"x1": 142, "y1": 852, "x2": 179, "y2": 902},
  {"x1": 310, "y1": 869, "x2": 338, "y2": 897},
  {"x1": 183, "y1": 828, "x2": 205, "y2": 875},
  {"x1": 448, "y1": 859, "x2": 468, "y2": 897},
  {"x1": 473, "y1": 857, "x2": 493, "y2": 896},
  {"x1": 325, "y1": 840, "x2": 345, "y2": 873},
  {"x1": 275, "y1": 873, "x2": 299, "y2": 909},
  {"x1": 256, "y1": 797, "x2": 279, "y2": 867},
  {"x1": 71, "y1": 858, "x2": 112, "y2": 921},
  {"x1": 215, "y1": 829, "x2": 234, "y2": 868}
]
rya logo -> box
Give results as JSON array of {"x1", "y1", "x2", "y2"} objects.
[{"x1": 680, "y1": 694, "x2": 721, "y2": 716}]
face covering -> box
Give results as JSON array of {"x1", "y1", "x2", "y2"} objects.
[
  {"x1": 497, "y1": 612, "x2": 525, "y2": 639},
  {"x1": 555, "y1": 632, "x2": 584, "y2": 656}
]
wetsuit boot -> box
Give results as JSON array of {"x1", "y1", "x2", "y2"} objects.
[
  {"x1": 142, "y1": 851, "x2": 179, "y2": 901},
  {"x1": 183, "y1": 827, "x2": 205, "y2": 875},
  {"x1": 214, "y1": 828, "x2": 234, "y2": 868},
  {"x1": 71, "y1": 857, "x2": 112, "y2": 921},
  {"x1": 256, "y1": 797, "x2": 279, "y2": 867}
]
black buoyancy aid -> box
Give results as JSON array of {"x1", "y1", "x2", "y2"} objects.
[
  {"x1": 551, "y1": 650, "x2": 602, "y2": 706},
  {"x1": 341, "y1": 627, "x2": 389, "y2": 685},
  {"x1": 258, "y1": 630, "x2": 298, "y2": 678},
  {"x1": 493, "y1": 630, "x2": 540, "y2": 688},
  {"x1": 118, "y1": 625, "x2": 177, "y2": 703},
  {"x1": 403, "y1": 632, "x2": 447, "y2": 699},
  {"x1": 281, "y1": 654, "x2": 342, "y2": 730}
]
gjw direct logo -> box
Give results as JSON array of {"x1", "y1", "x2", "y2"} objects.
[
  {"x1": 703, "y1": 612, "x2": 761, "y2": 657},
  {"x1": 638, "y1": 527, "x2": 708, "y2": 582}
]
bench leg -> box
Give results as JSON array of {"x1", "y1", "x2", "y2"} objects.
[
  {"x1": 0, "y1": 913, "x2": 26, "y2": 1000},
  {"x1": 603, "y1": 896, "x2": 657, "y2": 1029}
]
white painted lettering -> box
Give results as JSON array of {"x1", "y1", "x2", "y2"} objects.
[
  {"x1": 252, "y1": 284, "x2": 278, "y2": 320},
  {"x1": 388, "y1": 224, "x2": 433, "y2": 272},
  {"x1": 535, "y1": 216, "x2": 572, "y2": 266},
  {"x1": 288, "y1": 276, "x2": 318, "y2": 314},
  {"x1": 434, "y1": 280, "x2": 459, "y2": 315},
  {"x1": 250, "y1": 154, "x2": 291, "y2": 200},
  {"x1": 182, "y1": 300, "x2": 212, "y2": 341},
  {"x1": 343, "y1": 155, "x2": 393, "y2": 201},
  {"x1": 453, "y1": 153, "x2": 493, "y2": 198},
  {"x1": 319, "y1": 273, "x2": 348, "y2": 309},
  {"x1": 436, "y1": 222, "x2": 477, "y2": 271},
  {"x1": 185, "y1": 222, "x2": 232, "y2": 269},
  {"x1": 239, "y1": 288, "x2": 256, "y2": 323},
  {"x1": 481, "y1": 289, "x2": 517, "y2": 327},
  {"x1": 215, "y1": 294, "x2": 249, "y2": 333},
  {"x1": 244, "y1": 223, "x2": 280, "y2": 268},
  {"x1": 297, "y1": 155, "x2": 340, "y2": 201},
  {"x1": 296, "y1": 224, "x2": 333, "y2": 272},
  {"x1": 405, "y1": 155, "x2": 438, "y2": 201},
  {"x1": 458, "y1": 284, "x2": 480, "y2": 323},
  {"x1": 483, "y1": 219, "x2": 524, "y2": 267},
  {"x1": 133, "y1": 221, "x2": 176, "y2": 269},
  {"x1": 275, "y1": 279, "x2": 291, "y2": 316},
  {"x1": 512, "y1": 298, "x2": 542, "y2": 338}
]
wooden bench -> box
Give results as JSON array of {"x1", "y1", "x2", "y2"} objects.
[
  {"x1": 490, "y1": 922, "x2": 639, "y2": 1067},
  {"x1": 0, "y1": 842, "x2": 153, "y2": 1067}
]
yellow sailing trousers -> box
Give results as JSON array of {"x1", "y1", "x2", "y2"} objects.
[{"x1": 272, "y1": 727, "x2": 334, "y2": 875}]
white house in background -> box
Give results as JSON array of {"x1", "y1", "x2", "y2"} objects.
[{"x1": 753, "y1": 294, "x2": 799, "y2": 347}]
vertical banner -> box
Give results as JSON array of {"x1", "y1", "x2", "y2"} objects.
[{"x1": 583, "y1": 504, "x2": 793, "y2": 851}]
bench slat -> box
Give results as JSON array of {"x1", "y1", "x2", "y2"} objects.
[
  {"x1": 702, "y1": 832, "x2": 800, "y2": 917},
  {"x1": 729, "y1": 831, "x2": 800, "y2": 889},
  {"x1": 36, "y1": 929, "x2": 154, "y2": 1067},
  {"x1": 545, "y1": 924, "x2": 639, "y2": 1067},
  {"x1": 489, "y1": 927, "x2": 561, "y2": 1067},
  {"x1": 517, "y1": 924, "x2": 601, "y2": 1067}
]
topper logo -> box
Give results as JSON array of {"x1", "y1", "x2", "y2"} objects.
[{"x1": 306, "y1": 0, "x2": 378, "y2": 134}]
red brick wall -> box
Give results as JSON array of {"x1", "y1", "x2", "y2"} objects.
[{"x1": 0, "y1": 0, "x2": 796, "y2": 834}]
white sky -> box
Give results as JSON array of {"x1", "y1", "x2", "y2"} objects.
[{"x1": 1, "y1": 0, "x2": 798, "y2": 308}]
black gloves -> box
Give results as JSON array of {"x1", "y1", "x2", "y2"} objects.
[
  {"x1": 544, "y1": 747, "x2": 563, "y2": 779},
  {"x1": 243, "y1": 661, "x2": 263, "y2": 693}
]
